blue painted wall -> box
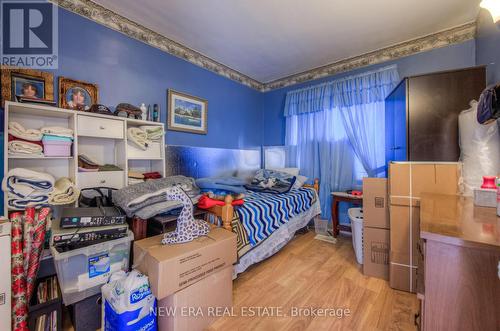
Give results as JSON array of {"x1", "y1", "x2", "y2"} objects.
[
  {"x1": 262, "y1": 40, "x2": 477, "y2": 146},
  {"x1": 51, "y1": 8, "x2": 263, "y2": 149},
  {"x1": 476, "y1": 9, "x2": 500, "y2": 85}
]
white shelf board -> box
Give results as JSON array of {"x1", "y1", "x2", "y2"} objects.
[
  {"x1": 6, "y1": 101, "x2": 75, "y2": 119},
  {"x1": 127, "y1": 157, "x2": 163, "y2": 160},
  {"x1": 125, "y1": 117, "x2": 164, "y2": 126},
  {"x1": 8, "y1": 155, "x2": 73, "y2": 159}
]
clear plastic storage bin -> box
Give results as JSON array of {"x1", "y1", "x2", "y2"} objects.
[{"x1": 51, "y1": 231, "x2": 133, "y2": 305}]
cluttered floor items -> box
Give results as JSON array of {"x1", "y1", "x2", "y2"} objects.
[{"x1": 2, "y1": 167, "x2": 241, "y2": 331}]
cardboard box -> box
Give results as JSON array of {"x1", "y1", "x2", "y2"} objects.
[
  {"x1": 389, "y1": 204, "x2": 420, "y2": 266},
  {"x1": 134, "y1": 227, "x2": 237, "y2": 300},
  {"x1": 388, "y1": 162, "x2": 460, "y2": 293},
  {"x1": 389, "y1": 263, "x2": 417, "y2": 293},
  {"x1": 389, "y1": 162, "x2": 461, "y2": 199},
  {"x1": 157, "y1": 266, "x2": 233, "y2": 331},
  {"x1": 362, "y1": 178, "x2": 389, "y2": 229},
  {"x1": 363, "y1": 227, "x2": 390, "y2": 280}
]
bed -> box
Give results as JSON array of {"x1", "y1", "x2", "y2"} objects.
[{"x1": 203, "y1": 179, "x2": 321, "y2": 275}]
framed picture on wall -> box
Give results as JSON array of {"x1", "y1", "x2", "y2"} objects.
[
  {"x1": 59, "y1": 77, "x2": 99, "y2": 111},
  {"x1": 0, "y1": 67, "x2": 54, "y2": 108},
  {"x1": 167, "y1": 89, "x2": 207, "y2": 134}
]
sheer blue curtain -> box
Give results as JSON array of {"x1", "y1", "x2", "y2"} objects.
[{"x1": 284, "y1": 65, "x2": 399, "y2": 220}]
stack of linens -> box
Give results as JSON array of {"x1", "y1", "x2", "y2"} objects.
[
  {"x1": 139, "y1": 125, "x2": 163, "y2": 141},
  {"x1": 127, "y1": 127, "x2": 150, "y2": 150},
  {"x1": 78, "y1": 154, "x2": 122, "y2": 172},
  {"x1": 41, "y1": 126, "x2": 73, "y2": 157},
  {"x1": 113, "y1": 176, "x2": 200, "y2": 219},
  {"x1": 8, "y1": 122, "x2": 43, "y2": 156},
  {"x1": 2, "y1": 168, "x2": 54, "y2": 209}
]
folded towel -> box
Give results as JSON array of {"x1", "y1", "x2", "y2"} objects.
[
  {"x1": 42, "y1": 135, "x2": 73, "y2": 143},
  {"x1": 128, "y1": 178, "x2": 145, "y2": 185},
  {"x1": 40, "y1": 126, "x2": 74, "y2": 138},
  {"x1": 139, "y1": 125, "x2": 163, "y2": 141},
  {"x1": 8, "y1": 140, "x2": 43, "y2": 155},
  {"x1": 143, "y1": 172, "x2": 162, "y2": 180},
  {"x1": 128, "y1": 171, "x2": 144, "y2": 179},
  {"x1": 99, "y1": 164, "x2": 122, "y2": 171},
  {"x1": 2, "y1": 168, "x2": 54, "y2": 209},
  {"x1": 48, "y1": 177, "x2": 80, "y2": 205},
  {"x1": 127, "y1": 127, "x2": 150, "y2": 150},
  {"x1": 8, "y1": 122, "x2": 43, "y2": 141},
  {"x1": 8, "y1": 134, "x2": 43, "y2": 147}
]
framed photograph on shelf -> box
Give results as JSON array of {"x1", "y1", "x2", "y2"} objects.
[
  {"x1": 0, "y1": 67, "x2": 54, "y2": 107},
  {"x1": 59, "y1": 77, "x2": 98, "y2": 111},
  {"x1": 167, "y1": 89, "x2": 207, "y2": 134}
]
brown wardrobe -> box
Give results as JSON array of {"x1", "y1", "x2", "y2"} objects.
[{"x1": 385, "y1": 66, "x2": 486, "y2": 163}]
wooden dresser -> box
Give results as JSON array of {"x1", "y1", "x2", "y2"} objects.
[{"x1": 418, "y1": 194, "x2": 500, "y2": 331}]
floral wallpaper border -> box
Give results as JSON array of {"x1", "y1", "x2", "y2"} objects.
[{"x1": 52, "y1": 0, "x2": 476, "y2": 92}]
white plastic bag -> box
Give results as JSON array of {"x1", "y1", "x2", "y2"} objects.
[
  {"x1": 459, "y1": 100, "x2": 500, "y2": 196},
  {"x1": 102, "y1": 270, "x2": 157, "y2": 331}
]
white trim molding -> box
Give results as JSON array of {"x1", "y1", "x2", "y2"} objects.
[{"x1": 52, "y1": 0, "x2": 476, "y2": 92}]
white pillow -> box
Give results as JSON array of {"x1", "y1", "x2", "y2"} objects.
[
  {"x1": 293, "y1": 175, "x2": 308, "y2": 188},
  {"x1": 268, "y1": 167, "x2": 300, "y2": 176}
]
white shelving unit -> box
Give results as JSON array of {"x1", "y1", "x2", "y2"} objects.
[{"x1": 3, "y1": 101, "x2": 165, "y2": 216}]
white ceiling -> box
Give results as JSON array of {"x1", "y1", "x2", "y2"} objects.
[{"x1": 93, "y1": 0, "x2": 480, "y2": 83}]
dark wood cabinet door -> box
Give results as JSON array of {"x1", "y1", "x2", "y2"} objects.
[{"x1": 408, "y1": 67, "x2": 486, "y2": 161}]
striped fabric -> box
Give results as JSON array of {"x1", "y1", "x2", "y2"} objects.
[{"x1": 236, "y1": 188, "x2": 317, "y2": 246}]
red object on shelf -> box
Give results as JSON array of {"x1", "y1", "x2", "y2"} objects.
[{"x1": 481, "y1": 176, "x2": 497, "y2": 189}]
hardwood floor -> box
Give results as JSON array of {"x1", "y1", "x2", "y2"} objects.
[{"x1": 209, "y1": 231, "x2": 418, "y2": 331}]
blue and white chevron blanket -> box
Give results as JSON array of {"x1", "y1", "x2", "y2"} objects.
[{"x1": 236, "y1": 187, "x2": 317, "y2": 246}]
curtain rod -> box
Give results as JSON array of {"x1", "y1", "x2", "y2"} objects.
[{"x1": 286, "y1": 64, "x2": 398, "y2": 94}]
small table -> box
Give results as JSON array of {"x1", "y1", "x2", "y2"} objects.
[{"x1": 331, "y1": 191, "x2": 363, "y2": 237}]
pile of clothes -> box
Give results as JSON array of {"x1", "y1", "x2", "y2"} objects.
[
  {"x1": 8, "y1": 122, "x2": 43, "y2": 156},
  {"x1": 78, "y1": 154, "x2": 123, "y2": 172},
  {"x1": 195, "y1": 177, "x2": 247, "y2": 208},
  {"x1": 2, "y1": 168, "x2": 80, "y2": 209},
  {"x1": 8, "y1": 122, "x2": 74, "y2": 157},
  {"x1": 127, "y1": 171, "x2": 162, "y2": 185},
  {"x1": 113, "y1": 176, "x2": 201, "y2": 219}
]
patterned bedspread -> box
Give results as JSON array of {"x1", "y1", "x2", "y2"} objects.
[{"x1": 230, "y1": 187, "x2": 318, "y2": 258}]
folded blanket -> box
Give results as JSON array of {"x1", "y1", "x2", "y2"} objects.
[
  {"x1": 40, "y1": 126, "x2": 74, "y2": 138},
  {"x1": 128, "y1": 171, "x2": 144, "y2": 179},
  {"x1": 113, "y1": 176, "x2": 200, "y2": 217},
  {"x1": 99, "y1": 164, "x2": 123, "y2": 171},
  {"x1": 139, "y1": 125, "x2": 163, "y2": 141},
  {"x1": 143, "y1": 172, "x2": 161, "y2": 180},
  {"x1": 196, "y1": 177, "x2": 247, "y2": 194},
  {"x1": 128, "y1": 127, "x2": 150, "y2": 150},
  {"x1": 78, "y1": 167, "x2": 98, "y2": 172},
  {"x1": 8, "y1": 134, "x2": 43, "y2": 147},
  {"x1": 2, "y1": 168, "x2": 54, "y2": 209},
  {"x1": 8, "y1": 140, "x2": 43, "y2": 155},
  {"x1": 9, "y1": 122, "x2": 43, "y2": 141},
  {"x1": 128, "y1": 178, "x2": 144, "y2": 185},
  {"x1": 48, "y1": 177, "x2": 80, "y2": 205}
]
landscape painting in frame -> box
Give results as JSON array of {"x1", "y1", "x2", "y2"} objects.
[{"x1": 168, "y1": 89, "x2": 207, "y2": 134}]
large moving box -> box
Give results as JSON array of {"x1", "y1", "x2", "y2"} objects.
[
  {"x1": 388, "y1": 162, "x2": 461, "y2": 292},
  {"x1": 157, "y1": 266, "x2": 233, "y2": 331},
  {"x1": 134, "y1": 227, "x2": 237, "y2": 300},
  {"x1": 362, "y1": 178, "x2": 390, "y2": 280}
]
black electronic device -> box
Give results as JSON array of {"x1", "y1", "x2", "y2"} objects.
[
  {"x1": 51, "y1": 221, "x2": 129, "y2": 252},
  {"x1": 59, "y1": 206, "x2": 126, "y2": 228}
]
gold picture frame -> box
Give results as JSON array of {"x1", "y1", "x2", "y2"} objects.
[
  {"x1": 0, "y1": 66, "x2": 54, "y2": 108},
  {"x1": 167, "y1": 89, "x2": 208, "y2": 134},
  {"x1": 59, "y1": 77, "x2": 99, "y2": 111}
]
